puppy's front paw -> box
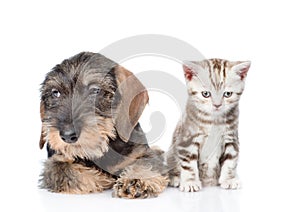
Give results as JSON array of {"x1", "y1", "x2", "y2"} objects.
[
  {"x1": 179, "y1": 180, "x2": 202, "y2": 192},
  {"x1": 113, "y1": 176, "x2": 168, "y2": 199},
  {"x1": 219, "y1": 178, "x2": 241, "y2": 189},
  {"x1": 113, "y1": 179, "x2": 146, "y2": 199}
]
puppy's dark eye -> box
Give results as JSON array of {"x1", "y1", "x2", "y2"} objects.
[
  {"x1": 51, "y1": 89, "x2": 60, "y2": 98},
  {"x1": 201, "y1": 91, "x2": 211, "y2": 98},
  {"x1": 223, "y1": 91, "x2": 233, "y2": 98},
  {"x1": 89, "y1": 86, "x2": 101, "y2": 95}
]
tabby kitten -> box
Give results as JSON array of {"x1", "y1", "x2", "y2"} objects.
[{"x1": 167, "y1": 59, "x2": 250, "y2": 192}]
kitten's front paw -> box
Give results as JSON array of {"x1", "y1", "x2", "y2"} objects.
[
  {"x1": 169, "y1": 176, "x2": 180, "y2": 187},
  {"x1": 179, "y1": 180, "x2": 202, "y2": 192},
  {"x1": 219, "y1": 178, "x2": 241, "y2": 189}
]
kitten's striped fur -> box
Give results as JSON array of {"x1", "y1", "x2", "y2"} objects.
[{"x1": 167, "y1": 59, "x2": 250, "y2": 192}]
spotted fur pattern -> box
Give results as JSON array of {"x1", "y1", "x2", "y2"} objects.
[{"x1": 167, "y1": 59, "x2": 250, "y2": 191}]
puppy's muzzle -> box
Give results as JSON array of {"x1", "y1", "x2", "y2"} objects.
[{"x1": 60, "y1": 128, "x2": 79, "y2": 143}]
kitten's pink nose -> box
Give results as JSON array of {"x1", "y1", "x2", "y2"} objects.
[{"x1": 214, "y1": 104, "x2": 222, "y2": 109}]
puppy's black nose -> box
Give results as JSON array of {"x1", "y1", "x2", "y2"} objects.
[{"x1": 60, "y1": 129, "x2": 78, "y2": 143}]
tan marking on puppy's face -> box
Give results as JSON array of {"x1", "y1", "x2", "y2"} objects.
[{"x1": 45, "y1": 116, "x2": 115, "y2": 160}]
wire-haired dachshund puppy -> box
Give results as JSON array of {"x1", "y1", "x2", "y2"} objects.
[{"x1": 39, "y1": 52, "x2": 168, "y2": 198}]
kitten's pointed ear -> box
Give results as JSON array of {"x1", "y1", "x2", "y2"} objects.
[
  {"x1": 232, "y1": 61, "x2": 251, "y2": 80},
  {"x1": 183, "y1": 61, "x2": 197, "y2": 81}
]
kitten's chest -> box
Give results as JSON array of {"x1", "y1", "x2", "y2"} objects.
[{"x1": 199, "y1": 125, "x2": 225, "y2": 163}]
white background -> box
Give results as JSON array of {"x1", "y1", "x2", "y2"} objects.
[{"x1": 1, "y1": 0, "x2": 300, "y2": 211}]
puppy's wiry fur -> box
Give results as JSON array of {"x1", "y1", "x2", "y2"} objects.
[{"x1": 39, "y1": 52, "x2": 168, "y2": 198}]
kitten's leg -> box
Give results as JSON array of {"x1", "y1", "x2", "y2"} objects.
[
  {"x1": 166, "y1": 145, "x2": 180, "y2": 187},
  {"x1": 177, "y1": 143, "x2": 202, "y2": 192},
  {"x1": 167, "y1": 164, "x2": 180, "y2": 187},
  {"x1": 219, "y1": 141, "x2": 240, "y2": 189},
  {"x1": 167, "y1": 125, "x2": 181, "y2": 187}
]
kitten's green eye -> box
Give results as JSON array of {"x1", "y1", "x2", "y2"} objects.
[
  {"x1": 201, "y1": 91, "x2": 211, "y2": 98},
  {"x1": 223, "y1": 91, "x2": 233, "y2": 98}
]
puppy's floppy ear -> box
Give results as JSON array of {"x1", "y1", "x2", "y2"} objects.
[
  {"x1": 113, "y1": 66, "x2": 149, "y2": 142},
  {"x1": 39, "y1": 101, "x2": 46, "y2": 149}
]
